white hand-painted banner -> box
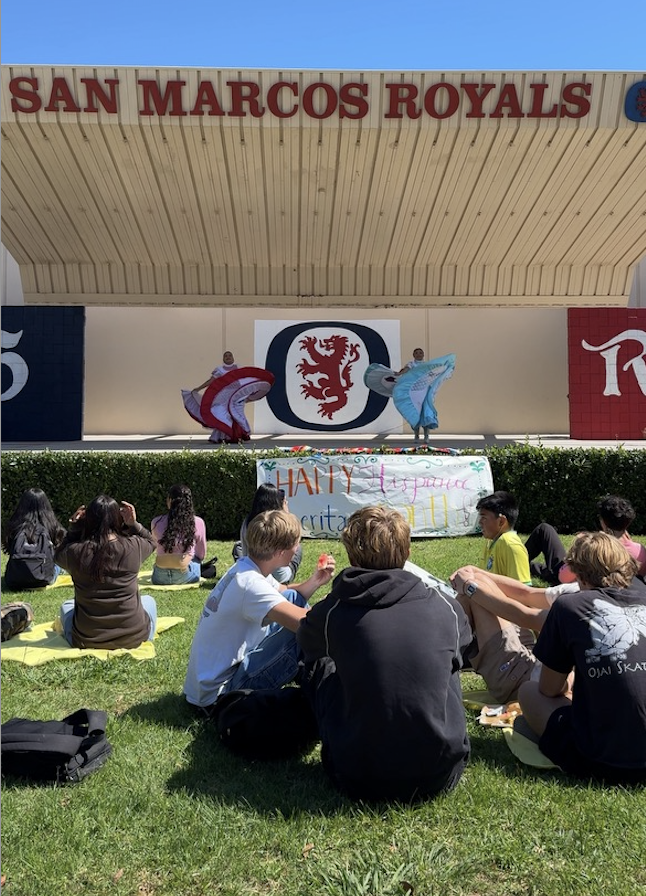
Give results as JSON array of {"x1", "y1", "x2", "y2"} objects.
[{"x1": 257, "y1": 454, "x2": 493, "y2": 538}]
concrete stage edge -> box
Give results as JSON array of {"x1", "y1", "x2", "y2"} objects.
[{"x1": 3, "y1": 433, "x2": 645, "y2": 453}]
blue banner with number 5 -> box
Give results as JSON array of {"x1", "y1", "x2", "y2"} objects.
[{"x1": 2, "y1": 307, "x2": 85, "y2": 441}]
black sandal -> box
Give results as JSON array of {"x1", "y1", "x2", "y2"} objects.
[{"x1": 200, "y1": 557, "x2": 218, "y2": 579}]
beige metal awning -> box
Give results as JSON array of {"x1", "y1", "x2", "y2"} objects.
[{"x1": 2, "y1": 66, "x2": 645, "y2": 306}]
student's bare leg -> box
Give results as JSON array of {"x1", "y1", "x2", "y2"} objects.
[
  {"x1": 467, "y1": 599, "x2": 510, "y2": 647},
  {"x1": 455, "y1": 593, "x2": 474, "y2": 628},
  {"x1": 518, "y1": 680, "x2": 572, "y2": 737},
  {"x1": 456, "y1": 592, "x2": 514, "y2": 647}
]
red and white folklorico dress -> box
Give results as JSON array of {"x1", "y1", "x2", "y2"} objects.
[{"x1": 181, "y1": 364, "x2": 275, "y2": 443}]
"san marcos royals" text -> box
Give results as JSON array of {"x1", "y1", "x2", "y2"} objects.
[{"x1": 8, "y1": 76, "x2": 593, "y2": 121}]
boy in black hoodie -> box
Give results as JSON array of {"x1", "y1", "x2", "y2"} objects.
[{"x1": 297, "y1": 506, "x2": 472, "y2": 802}]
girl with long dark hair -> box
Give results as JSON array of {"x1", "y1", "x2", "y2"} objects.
[
  {"x1": 56, "y1": 495, "x2": 157, "y2": 649},
  {"x1": 3, "y1": 487, "x2": 66, "y2": 590},
  {"x1": 151, "y1": 484, "x2": 208, "y2": 584},
  {"x1": 235, "y1": 483, "x2": 302, "y2": 583}
]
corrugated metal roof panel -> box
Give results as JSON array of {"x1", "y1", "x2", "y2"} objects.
[{"x1": 2, "y1": 66, "x2": 645, "y2": 304}]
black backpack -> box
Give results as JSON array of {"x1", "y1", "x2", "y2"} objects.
[
  {"x1": 4, "y1": 524, "x2": 55, "y2": 589},
  {"x1": 1, "y1": 709, "x2": 112, "y2": 784},
  {"x1": 211, "y1": 687, "x2": 319, "y2": 761}
]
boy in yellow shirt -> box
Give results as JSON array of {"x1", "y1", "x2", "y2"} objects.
[
  {"x1": 457, "y1": 491, "x2": 533, "y2": 683},
  {"x1": 476, "y1": 491, "x2": 531, "y2": 584}
]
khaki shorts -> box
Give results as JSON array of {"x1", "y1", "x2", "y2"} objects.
[{"x1": 470, "y1": 626, "x2": 538, "y2": 704}]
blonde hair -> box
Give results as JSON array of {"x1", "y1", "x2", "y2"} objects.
[
  {"x1": 245, "y1": 510, "x2": 301, "y2": 561},
  {"x1": 341, "y1": 506, "x2": 410, "y2": 570},
  {"x1": 565, "y1": 531, "x2": 637, "y2": 589}
]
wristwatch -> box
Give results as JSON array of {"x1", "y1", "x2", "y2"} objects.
[{"x1": 465, "y1": 581, "x2": 478, "y2": 597}]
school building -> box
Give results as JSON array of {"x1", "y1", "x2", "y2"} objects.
[{"x1": 1, "y1": 66, "x2": 645, "y2": 441}]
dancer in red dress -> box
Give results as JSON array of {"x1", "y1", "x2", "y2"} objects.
[{"x1": 182, "y1": 351, "x2": 274, "y2": 444}]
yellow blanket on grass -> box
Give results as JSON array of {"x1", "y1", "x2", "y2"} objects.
[
  {"x1": 46, "y1": 571, "x2": 207, "y2": 591},
  {"x1": 462, "y1": 688, "x2": 498, "y2": 710},
  {"x1": 0, "y1": 617, "x2": 184, "y2": 666},
  {"x1": 502, "y1": 722, "x2": 557, "y2": 769},
  {"x1": 462, "y1": 688, "x2": 557, "y2": 769}
]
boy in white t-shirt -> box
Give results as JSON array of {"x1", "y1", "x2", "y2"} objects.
[{"x1": 184, "y1": 510, "x2": 334, "y2": 711}]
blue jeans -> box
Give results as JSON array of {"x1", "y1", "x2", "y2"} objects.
[
  {"x1": 59, "y1": 595, "x2": 158, "y2": 646},
  {"x1": 151, "y1": 561, "x2": 201, "y2": 585},
  {"x1": 223, "y1": 589, "x2": 308, "y2": 693},
  {"x1": 48, "y1": 564, "x2": 65, "y2": 585}
]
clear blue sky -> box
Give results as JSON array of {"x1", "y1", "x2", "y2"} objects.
[{"x1": 2, "y1": 0, "x2": 645, "y2": 71}]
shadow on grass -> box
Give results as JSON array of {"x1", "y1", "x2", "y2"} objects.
[
  {"x1": 167, "y1": 723, "x2": 348, "y2": 814},
  {"x1": 124, "y1": 691, "x2": 347, "y2": 813},
  {"x1": 125, "y1": 692, "x2": 463, "y2": 815},
  {"x1": 466, "y1": 723, "x2": 552, "y2": 777},
  {"x1": 166, "y1": 720, "x2": 635, "y2": 815},
  {"x1": 124, "y1": 691, "x2": 204, "y2": 729},
  {"x1": 466, "y1": 722, "x2": 643, "y2": 793},
  {"x1": 124, "y1": 692, "x2": 642, "y2": 814}
]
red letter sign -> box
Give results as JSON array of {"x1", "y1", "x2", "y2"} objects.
[
  {"x1": 10, "y1": 77, "x2": 42, "y2": 113},
  {"x1": 139, "y1": 80, "x2": 187, "y2": 116}
]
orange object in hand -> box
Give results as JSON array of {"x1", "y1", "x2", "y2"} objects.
[{"x1": 318, "y1": 553, "x2": 332, "y2": 570}]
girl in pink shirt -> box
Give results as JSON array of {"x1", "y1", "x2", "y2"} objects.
[
  {"x1": 560, "y1": 495, "x2": 646, "y2": 582},
  {"x1": 151, "y1": 484, "x2": 207, "y2": 585}
]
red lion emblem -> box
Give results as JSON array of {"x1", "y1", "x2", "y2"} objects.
[{"x1": 296, "y1": 334, "x2": 361, "y2": 419}]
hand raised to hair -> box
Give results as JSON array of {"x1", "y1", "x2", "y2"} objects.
[
  {"x1": 119, "y1": 501, "x2": 137, "y2": 527},
  {"x1": 69, "y1": 505, "x2": 86, "y2": 524}
]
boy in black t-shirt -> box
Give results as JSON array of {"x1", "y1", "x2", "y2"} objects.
[{"x1": 519, "y1": 531, "x2": 646, "y2": 784}]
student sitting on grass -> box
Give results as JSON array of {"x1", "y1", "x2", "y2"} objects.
[
  {"x1": 151, "y1": 483, "x2": 209, "y2": 585},
  {"x1": 597, "y1": 495, "x2": 646, "y2": 577},
  {"x1": 450, "y1": 566, "x2": 579, "y2": 703},
  {"x1": 297, "y1": 506, "x2": 471, "y2": 803},
  {"x1": 56, "y1": 496, "x2": 157, "y2": 650},
  {"x1": 184, "y1": 510, "x2": 334, "y2": 712},
  {"x1": 476, "y1": 491, "x2": 531, "y2": 584},
  {"x1": 519, "y1": 532, "x2": 646, "y2": 785},
  {"x1": 232, "y1": 483, "x2": 302, "y2": 584},
  {"x1": 3, "y1": 487, "x2": 66, "y2": 591},
  {"x1": 522, "y1": 495, "x2": 645, "y2": 585}
]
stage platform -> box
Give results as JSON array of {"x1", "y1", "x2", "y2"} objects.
[{"x1": 2, "y1": 433, "x2": 644, "y2": 452}]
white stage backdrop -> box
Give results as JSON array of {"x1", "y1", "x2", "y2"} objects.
[{"x1": 257, "y1": 454, "x2": 493, "y2": 538}]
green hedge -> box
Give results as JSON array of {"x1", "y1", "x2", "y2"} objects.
[
  {"x1": 0, "y1": 449, "x2": 260, "y2": 540},
  {"x1": 2, "y1": 445, "x2": 645, "y2": 538},
  {"x1": 484, "y1": 445, "x2": 646, "y2": 535}
]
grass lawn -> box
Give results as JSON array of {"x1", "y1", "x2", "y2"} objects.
[{"x1": 2, "y1": 534, "x2": 645, "y2": 896}]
